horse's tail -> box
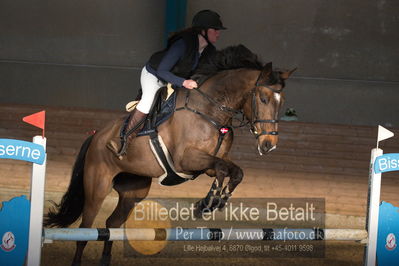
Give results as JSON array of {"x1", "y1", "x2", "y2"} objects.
[{"x1": 44, "y1": 134, "x2": 94, "y2": 228}]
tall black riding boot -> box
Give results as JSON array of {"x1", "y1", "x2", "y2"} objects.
[{"x1": 107, "y1": 109, "x2": 147, "y2": 159}]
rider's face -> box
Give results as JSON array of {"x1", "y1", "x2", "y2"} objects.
[{"x1": 206, "y1": 28, "x2": 221, "y2": 44}]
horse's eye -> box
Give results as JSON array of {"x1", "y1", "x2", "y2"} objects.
[
  {"x1": 259, "y1": 91, "x2": 268, "y2": 104},
  {"x1": 260, "y1": 97, "x2": 268, "y2": 104}
]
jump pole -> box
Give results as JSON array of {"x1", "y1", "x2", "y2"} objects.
[{"x1": 43, "y1": 228, "x2": 368, "y2": 242}]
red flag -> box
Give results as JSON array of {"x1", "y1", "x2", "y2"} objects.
[{"x1": 23, "y1": 110, "x2": 46, "y2": 137}]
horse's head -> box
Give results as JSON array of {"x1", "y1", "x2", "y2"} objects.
[{"x1": 244, "y1": 62, "x2": 296, "y2": 155}]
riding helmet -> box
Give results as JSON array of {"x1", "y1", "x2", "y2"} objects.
[{"x1": 192, "y1": 9, "x2": 227, "y2": 30}]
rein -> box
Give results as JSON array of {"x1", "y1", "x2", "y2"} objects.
[
  {"x1": 175, "y1": 89, "x2": 239, "y2": 129},
  {"x1": 176, "y1": 89, "x2": 237, "y2": 156},
  {"x1": 193, "y1": 88, "x2": 243, "y2": 115}
]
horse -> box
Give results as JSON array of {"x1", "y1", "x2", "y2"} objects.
[{"x1": 44, "y1": 45, "x2": 296, "y2": 265}]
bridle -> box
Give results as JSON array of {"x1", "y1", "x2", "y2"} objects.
[
  {"x1": 175, "y1": 69, "x2": 282, "y2": 154},
  {"x1": 249, "y1": 73, "x2": 282, "y2": 139}
]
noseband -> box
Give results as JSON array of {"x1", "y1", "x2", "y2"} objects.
[{"x1": 249, "y1": 75, "x2": 282, "y2": 139}]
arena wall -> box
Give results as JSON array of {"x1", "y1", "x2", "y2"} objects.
[{"x1": 0, "y1": 0, "x2": 398, "y2": 126}]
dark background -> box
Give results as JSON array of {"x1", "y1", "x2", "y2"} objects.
[{"x1": 1, "y1": 0, "x2": 398, "y2": 126}]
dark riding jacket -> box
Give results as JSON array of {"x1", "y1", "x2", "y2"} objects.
[{"x1": 146, "y1": 30, "x2": 216, "y2": 86}]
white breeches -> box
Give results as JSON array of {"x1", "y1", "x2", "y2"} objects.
[{"x1": 136, "y1": 67, "x2": 165, "y2": 114}]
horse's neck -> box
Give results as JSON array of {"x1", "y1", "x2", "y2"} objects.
[{"x1": 202, "y1": 69, "x2": 256, "y2": 109}]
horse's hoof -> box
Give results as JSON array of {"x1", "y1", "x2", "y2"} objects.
[
  {"x1": 207, "y1": 196, "x2": 223, "y2": 210},
  {"x1": 217, "y1": 200, "x2": 227, "y2": 211},
  {"x1": 217, "y1": 195, "x2": 231, "y2": 211},
  {"x1": 193, "y1": 200, "x2": 204, "y2": 218},
  {"x1": 194, "y1": 199, "x2": 218, "y2": 218},
  {"x1": 193, "y1": 199, "x2": 212, "y2": 218},
  {"x1": 71, "y1": 261, "x2": 81, "y2": 266},
  {"x1": 99, "y1": 254, "x2": 112, "y2": 266}
]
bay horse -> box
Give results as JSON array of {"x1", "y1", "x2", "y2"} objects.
[{"x1": 44, "y1": 45, "x2": 296, "y2": 265}]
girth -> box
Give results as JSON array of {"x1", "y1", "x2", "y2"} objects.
[{"x1": 148, "y1": 131, "x2": 201, "y2": 186}]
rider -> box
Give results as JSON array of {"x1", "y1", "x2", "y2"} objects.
[{"x1": 108, "y1": 9, "x2": 227, "y2": 156}]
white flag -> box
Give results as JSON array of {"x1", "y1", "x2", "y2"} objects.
[{"x1": 377, "y1": 125, "x2": 394, "y2": 142}]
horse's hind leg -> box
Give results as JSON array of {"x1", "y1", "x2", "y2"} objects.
[
  {"x1": 72, "y1": 165, "x2": 115, "y2": 266},
  {"x1": 100, "y1": 174, "x2": 152, "y2": 266}
]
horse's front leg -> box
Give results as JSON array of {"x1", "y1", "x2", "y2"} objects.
[
  {"x1": 193, "y1": 160, "x2": 229, "y2": 217},
  {"x1": 219, "y1": 160, "x2": 244, "y2": 209},
  {"x1": 179, "y1": 149, "x2": 243, "y2": 217}
]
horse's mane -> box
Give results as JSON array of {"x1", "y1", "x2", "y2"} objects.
[{"x1": 192, "y1": 44, "x2": 264, "y2": 82}]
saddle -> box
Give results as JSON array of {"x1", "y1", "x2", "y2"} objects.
[{"x1": 122, "y1": 86, "x2": 201, "y2": 186}]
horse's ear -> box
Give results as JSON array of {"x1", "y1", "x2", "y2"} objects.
[
  {"x1": 263, "y1": 62, "x2": 272, "y2": 73},
  {"x1": 280, "y1": 67, "x2": 297, "y2": 80},
  {"x1": 259, "y1": 62, "x2": 273, "y2": 80}
]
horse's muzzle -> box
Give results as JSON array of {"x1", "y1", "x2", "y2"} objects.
[{"x1": 257, "y1": 141, "x2": 277, "y2": 156}]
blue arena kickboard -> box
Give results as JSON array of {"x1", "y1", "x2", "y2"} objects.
[
  {"x1": 377, "y1": 201, "x2": 399, "y2": 265},
  {"x1": 0, "y1": 196, "x2": 30, "y2": 266}
]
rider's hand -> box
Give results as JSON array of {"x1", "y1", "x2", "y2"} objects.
[{"x1": 182, "y1": 79, "x2": 198, "y2": 90}]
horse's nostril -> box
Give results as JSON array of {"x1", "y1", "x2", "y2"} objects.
[
  {"x1": 263, "y1": 142, "x2": 276, "y2": 153},
  {"x1": 264, "y1": 142, "x2": 272, "y2": 150}
]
